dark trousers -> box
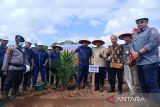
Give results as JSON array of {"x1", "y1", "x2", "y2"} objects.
[
  {"x1": 158, "y1": 63, "x2": 160, "y2": 88},
  {"x1": 0, "y1": 72, "x2": 6, "y2": 93},
  {"x1": 23, "y1": 71, "x2": 32, "y2": 89},
  {"x1": 33, "y1": 67, "x2": 46, "y2": 85},
  {"x1": 46, "y1": 67, "x2": 49, "y2": 83},
  {"x1": 77, "y1": 65, "x2": 89, "y2": 85},
  {"x1": 95, "y1": 67, "x2": 105, "y2": 86},
  {"x1": 4, "y1": 70, "x2": 23, "y2": 92},
  {"x1": 137, "y1": 63, "x2": 160, "y2": 93},
  {"x1": 108, "y1": 68, "x2": 123, "y2": 91},
  {"x1": 50, "y1": 68, "x2": 59, "y2": 86}
]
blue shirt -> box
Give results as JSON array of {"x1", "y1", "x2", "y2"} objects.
[
  {"x1": 132, "y1": 26, "x2": 160, "y2": 65},
  {"x1": 75, "y1": 45, "x2": 92, "y2": 65},
  {"x1": 24, "y1": 47, "x2": 34, "y2": 65},
  {"x1": 34, "y1": 50, "x2": 49, "y2": 67},
  {"x1": 49, "y1": 50, "x2": 60, "y2": 62},
  {"x1": 0, "y1": 45, "x2": 7, "y2": 68}
]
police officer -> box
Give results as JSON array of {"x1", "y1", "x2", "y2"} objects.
[
  {"x1": 91, "y1": 40, "x2": 108, "y2": 92},
  {"x1": 32, "y1": 42, "x2": 49, "y2": 86},
  {"x1": 2, "y1": 35, "x2": 29, "y2": 100},
  {"x1": 108, "y1": 35, "x2": 123, "y2": 94},
  {"x1": 49, "y1": 44, "x2": 63, "y2": 87},
  {"x1": 22, "y1": 39, "x2": 34, "y2": 91},
  {"x1": 74, "y1": 40, "x2": 92, "y2": 89},
  {"x1": 0, "y1": 37, "x2": 8, "y2": 94},
  {"x1": 131, "y1": 18, "x2": 160, "y2": 95}
]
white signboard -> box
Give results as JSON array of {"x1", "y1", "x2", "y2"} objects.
[{"x1": 89, "y1": 65, "x2": 99, "y2": 73}]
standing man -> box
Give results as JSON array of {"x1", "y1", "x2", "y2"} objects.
[
  {"x1": 32, "y1": 42, "x2": 49, "y2": 86},
  {"x1": 158, "y1": 47, "x2": 160, "y2": 88},
  {"x1": 22, "y1": 39, "x2": 34, "y2": 91},
  {"x1": 91, "y1": 40, "x2": 108, "y2": 92},
  {"x1": 74, "y1": 40, "x2": 92, "y2": 89},
  {"x1": 2, "y1": 35, "x2": 29, "y2": 100},
  {"x1": 46, "y1": 47, "x2": 53, "y2": 84},
  {"x1": 118, "y1": 33, "x2": 140, "y2": 95},
  {"x1": 49, "y1": 44, "x2": 63, "y2": 87},
  {"x1": 0, "y1": 37, "x2": 8, "y2": 95},
  {"x1": 131, "y1": 18, "x2": 160, "y2": 94},
  {"x1": 108, "y1": 35, "x2": 123, "y2": 94}
]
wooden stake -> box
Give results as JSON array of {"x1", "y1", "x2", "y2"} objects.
[{"x1": 92, "y1": 72, "x2": 95, "y2": 92}]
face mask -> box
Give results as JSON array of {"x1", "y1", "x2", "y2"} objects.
[{"x1": 18, "y1": 42, "x2": 24, "y2": 47}]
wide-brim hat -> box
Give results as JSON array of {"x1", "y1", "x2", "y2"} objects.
[
  {"x1": 79, "y1": 40, "x2": 91, "y2": 44},
  {"x1": 52, "y1": 44, "x2": 63, "y2": 50},
  {"x1": 118, "y1": 33, "x2": 132, "y2": 40},
  {"x1": 92, "y1": 40, "x2": 105, "y2": 45},
  {"x1": 135, "y1": 18, "x2": 149, "y2": 23}
]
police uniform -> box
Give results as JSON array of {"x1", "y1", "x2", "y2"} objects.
[
  {"x1": 132, "y1": 18, "x2": 160, "y2": 93},
  {"x1": 2, "y1": 35, "x2": 29, "y2": 99},
  {"x1": 75, "y1": 40, "x2": 92, "y2": 88},
  {"x1": 108, "y1": 35, "x2": 123, "y2": 93},
  {"x1": 0, "y1": 42, "x2": 8, "y2": 93},
  {"x1": 32, "y1": 47, "x2": 49, "y2": 85}
]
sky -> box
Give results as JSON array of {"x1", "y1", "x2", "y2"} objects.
[{"x1": 0, "y1": 0, "x2": 160, "y2": 46}]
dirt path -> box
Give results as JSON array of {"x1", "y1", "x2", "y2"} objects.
[{"x1": 1, "y1": 83, "x2": 135, "y2": 107}]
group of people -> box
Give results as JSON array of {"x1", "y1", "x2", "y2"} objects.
[
  {"x1": 75, "y1": 17, "x2": 160, "y2": 98},
  {"x1": 0, "y1": 17, "x2": 160, "y2": 101},
  {"x1": 0, "y1": 35, "x2": 63, "y2": 100}
]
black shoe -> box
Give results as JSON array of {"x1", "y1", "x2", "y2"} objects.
[
  {"x1": 2, "y1": 91, "x2": 9, "y2": 100},
  {"x1": 118, "y1": 90, "x2": 122, "y2": 95},
  {"x1": 108, "y1": 89, "x2": 115, "y2": 93},
  {"x1": 99, "y1": 84, "x2": 104, "y2": 92},
  {"x1": 23, "y1": 87, "x2": 27, "y2": 91},
  {"x1": 77, "y1": 84, "x2": 81, "y2": 89},
  {"x1": 95, "y1": 87, "x2": 99, "y2": 91},
  {"x1": 99, "y1": 89, "x2": 103, "y2": 92},
  {"x1": 95, "y1": 84, "x2": 99, "y2": 91},
  {"x1": 82, "y1": 83, "x2": 87, "y2": 89}
]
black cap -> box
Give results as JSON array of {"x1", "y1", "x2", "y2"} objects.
[
  {"x1": 15, "y1": 35, "x2": 25, "y2": 42},
  {"x1": 135, "y1": 18, "x2": 149, "y2": 23}
]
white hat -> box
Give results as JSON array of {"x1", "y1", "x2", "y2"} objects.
[
  {"x1": 37, "y1": 42, "x2": 44, "y2": 46},
  {"x1": 1, "y1": 36, "x2": 9, "y2": 41},
  {"x1": 25, "y1": 39, "x2": 32, "y2": 43},
  {"x1": 48, "y1": 47, "x2": 52, "y2": 50},
  {"x1": 31, "y1": 44, "x2": 36, "y2": 48}
]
